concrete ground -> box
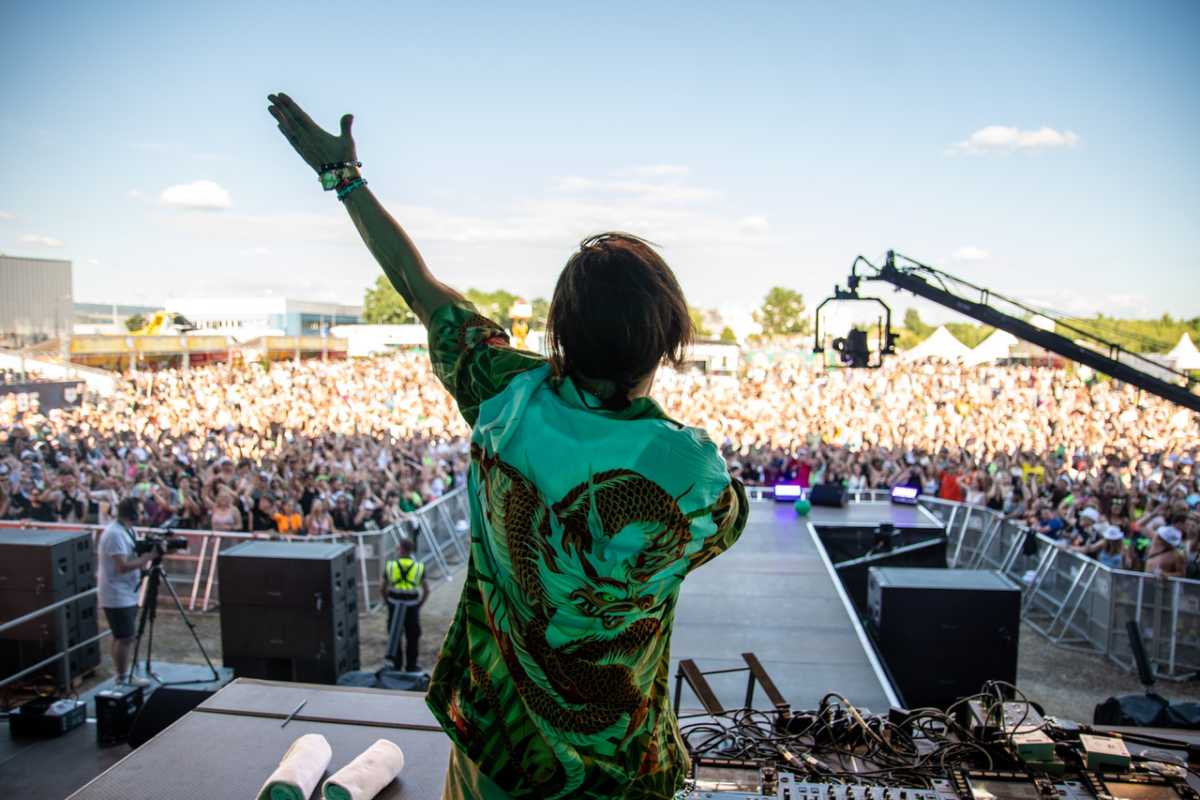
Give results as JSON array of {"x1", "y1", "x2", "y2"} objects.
[{"x1": 69, "y1": 572, "x2": 1198, "y2": 725}]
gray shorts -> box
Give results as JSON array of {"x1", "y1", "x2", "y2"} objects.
[{"x1": 103, "y1": 605, "x2": 138, "y2": 640}]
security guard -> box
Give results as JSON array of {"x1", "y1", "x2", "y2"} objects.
[{"x1": 381, "y1": 537, "x2": 428, "y2": 672}]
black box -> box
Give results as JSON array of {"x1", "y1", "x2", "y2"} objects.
[
  {"x1": 96, "y1": 683, "x2": 145, "y2": 745},
  {"x1": 219, "y1": 542, "x2": 359, "y2": 685},
  {"x1": 8, "y1": 697, "x2": 86, "y2": 738},
  {"x1": 868, "y1": 567, "x2": 1020, "y2": 710},
  {"x1": 218, "y1": 542, "x2": 356, "y2": 608},
  {"x1": 0, "y1": 530, "x2": 93, "y2": 594}
]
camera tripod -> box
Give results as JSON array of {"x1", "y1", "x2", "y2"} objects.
[{"x1": 130, "y1": 550, "x2": 220, "y2": 686}]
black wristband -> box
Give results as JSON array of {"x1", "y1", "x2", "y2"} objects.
[{"x1": 319, "y1": 160, "x2": 362, "y2": 172}]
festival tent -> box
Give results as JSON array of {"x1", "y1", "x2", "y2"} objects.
[
  {"x1": 965, "y1": 329, "x2": 1019, "y2": 365},
  {"x1": 903, "y1": 325, "x2": 972, "y2": 361},
  {"x1": 1167, "y1": 332, "x2": 1200, "y2": 370}
]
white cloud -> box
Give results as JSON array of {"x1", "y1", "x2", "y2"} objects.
[
  {"x1": 952, "y1": 245, "x2": 989, "y2": 261},
  {"x1": 240, "y1": 246, "x2": 272, "y2": 256},
  {"x1": 86, "y1": 258, "x2": 101, "y2": 265},
  {"x1": 127, "y1": 189, "x2": 145, "y2": 200},
  {"x1": 19, "y1": 233, "x2": 63, "y2": 248},
  {"x1": 738, "y1": 216, "x2": 770, "y2": 235},
  {"x1": 620, "y1": 164, "x2": 690, "y2": 178},
  {"x1": 0, "y1": 210, "x2": 14, "y2": 221},
  {"x1": 552, "y1": 175, "x2": 720, "y2": 204},
  {"x1": 160, "y1": 180, "x2": 232, "y2": 210},
  {"x1": 951, "y1": 126, "x2": 1080, "y2": 154}
]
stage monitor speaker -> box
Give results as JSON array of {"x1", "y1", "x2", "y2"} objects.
[
  {"x1": 218, "y1": 541, "x2": 356, "y2": 608},
  {"x1": 127, "y1": 686, "x2": 215, "y2": 748},
  {"x1": 868, "y1": 567, "x2": 1019, "y2": 710},
  {"x1": 0, "y1": 529, "x2": 94, "y2": 594},
  {"x1": 809, "y1": 483, "x2": 847, "y2": 508}
]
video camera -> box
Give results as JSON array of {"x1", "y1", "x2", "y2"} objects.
[{"x1": 134, "y1": 530, "x2": 188, "y2": 556}]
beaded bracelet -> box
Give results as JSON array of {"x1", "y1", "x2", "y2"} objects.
[{"x1": 336, "y1": 178, "x2": 368, "y2": 202}]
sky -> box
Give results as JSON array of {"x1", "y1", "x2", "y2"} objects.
[{"x1": 1, "y1": 0, "x2": 1198, "y2": 330}]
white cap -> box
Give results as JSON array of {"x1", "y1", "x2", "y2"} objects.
[
  {"x1": 1079, "y1": 508, "x2": 1101, "y2": 523},
  {"x1": 1156, "y1": 526, "x2": 1183, "y2": 548},
  {"x1": 1102, "y1": 525, "x2": 1124, "y2": 541}
]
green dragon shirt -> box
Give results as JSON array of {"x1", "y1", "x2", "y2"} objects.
[{"x1": 425, "y1": 302, "x2": 748, "y2": 799}]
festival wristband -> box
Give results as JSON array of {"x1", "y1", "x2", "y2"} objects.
[
  {"x1": 319, "y1": 161, "x2": 362, "y2": 191},
  {"x1": 336, "y1": 178, "x2": 368, "y2": 201}
]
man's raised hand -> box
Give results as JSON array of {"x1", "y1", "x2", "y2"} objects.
[{"x1": 267, "y1": 92, "x2": 357, "y2": 173}]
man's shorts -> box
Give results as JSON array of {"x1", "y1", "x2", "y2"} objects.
[{"x1": 103, "y1": 605, "x2": 138, "y2": 640}]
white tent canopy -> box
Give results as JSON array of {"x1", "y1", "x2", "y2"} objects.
[
  {"x1": 1167, "y1": 332, "x2": 1200, "y2": 370},
  {"x1": 965, "y1": 329, "x2": 1019, "y2": 365},
  {"x1": 903, "y1": 325, "x2": 972, "y2": 361}
]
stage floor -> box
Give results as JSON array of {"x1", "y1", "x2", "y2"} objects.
[{"x1": 670, "y1": 501, "x2": 898, "y2": 714}]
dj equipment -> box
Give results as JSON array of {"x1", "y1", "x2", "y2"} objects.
[
  {"x1": 8, "y1": 696, "x2": 86, "y2": 738},
  {"x1": 127, "y1": 685, "x2": 216, "y2": 748},
  {"x1": 867, "y1": 567, "x2": 1019, "y2": 710},
  {"x1": 0, "y1": 530, "x2": 99, "y2": 689},
  {"x1": 890, "y1": 485, "x2": 919, "y2": 504},
  {"x1": 809, "y1": 483, "x2": 847, "y2": 508},
  {"x1": 95, "y1": 683, "x2": 146, "y2": 745},
  {"x1": 219, "y1": 542, "x2": 360, "y2": 685}
]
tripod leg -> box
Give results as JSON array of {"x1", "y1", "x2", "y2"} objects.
[
  {"x1": 158, "y1": 565, "x2": 221, "y2": 683},
  {"x1": 131, "y1": 565, "x2": 160, "y2": 680}
]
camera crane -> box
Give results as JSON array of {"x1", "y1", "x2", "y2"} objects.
[{"x1": 814, "y1": 250, "x2": 1200, "y2": 413}]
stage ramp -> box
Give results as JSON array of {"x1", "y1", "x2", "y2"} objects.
[{"x1": 670, "y1": 501, "x2": 938, "y2": 715}]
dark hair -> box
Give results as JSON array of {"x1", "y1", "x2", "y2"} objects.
[
  {"x1": 546, "y1": 232, "x2": 693, "y2": 408},
  {"x1": 117, "y1": 496, "x2": 141, "y2": 524}
]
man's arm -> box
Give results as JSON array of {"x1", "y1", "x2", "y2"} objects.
[{"x1": 266, "y1": 93, "x2": 459, "y2": 324}]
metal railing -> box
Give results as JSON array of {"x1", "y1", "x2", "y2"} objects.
[
  {"x1": 0, "y1": 487, "x2": 470, "y2": 617},
  {"x1": 0, "y1": 586, "x2": 111, "y2": 690},
  {"x1": 919, "y1": 495, "x2": 1200, "y2": 681}
]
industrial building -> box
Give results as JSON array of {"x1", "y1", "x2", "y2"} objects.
[
  {"x1": 0, "y1": 255, "x2": 73, "y2": 347},
  {"x1": 162, "y1": 296, "x2": 361, "y2": 340}
]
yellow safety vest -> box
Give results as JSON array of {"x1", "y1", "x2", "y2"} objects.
[{"x1": 385, "y1": 557, "x2": 425, "y2": 592}]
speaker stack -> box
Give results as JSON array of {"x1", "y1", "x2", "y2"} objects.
[
  {"x1": 218, "y1": 542, "x2": 360, "y2": 684},
  {"x1": 0, "y1": 530, "x2": 100, "y2": 690}
]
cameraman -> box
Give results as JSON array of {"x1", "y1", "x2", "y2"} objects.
[{"x1": 97, "y1": 497, "x2": 156, "y2": 686}]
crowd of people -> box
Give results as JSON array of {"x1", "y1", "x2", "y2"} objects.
[
  {"x1": 0, "y1": 353, "x2": 1197, "y2": 577},
  {"x1": 0, "y1": 354, "x2": 469, "y2": 536}
]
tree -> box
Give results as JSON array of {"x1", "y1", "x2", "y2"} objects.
[
  {"x1": 719, "y1": 326, "x2": 738, "y2": 344},
  {"x1": 753, "y1": 287, "x2": 810, "y2": 337},
  {"x1": 362, "y1": 275, "x2": 417, "y2": 324},
  {"x1": 124, "y1": 313, "x2": 147, "y2": 332},
  {"x1": 530, "y1": 297, "x2": 550, "y2": 330},
  {"x1": 464, "y1": 288, "x2": 518, "y2": 321},
  {"x1": 689, "y1": 307, "x2": 713, "y2": 338},
  {"x1": 903, "y1": 308, "x2": 931, "y2": 337}
]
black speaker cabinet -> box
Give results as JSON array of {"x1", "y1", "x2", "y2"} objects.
[
  {"x1": 809, "y1": 483, "x2": 847, "y2": 508},
  {"x1": 0, "y1": 530, "x2": 96, "y2": 690},
  {"x1": 218, "y1": 542, "x2": 359, "y2": 684},
  {"x1": 868, "y1": 567, "x2": 1020, "y2": 710},
  {"x1": 0, "y1": 529, "x2": 94, "y2": 594},
  {"x1": 127, "y1": 686, "x2": 215, "y2": 748}
]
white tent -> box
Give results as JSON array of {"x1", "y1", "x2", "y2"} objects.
[
  {"x1": 965, "y1": 329, "x2": 1019, "y2": 365},
  {"x1": 1167, "y1": 332, "x2": 1200, "y2": 370},
  {"x1": 903, "y1": 325, "x2": 972, "y2": 361}
]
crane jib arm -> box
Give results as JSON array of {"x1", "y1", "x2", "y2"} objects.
[{"x1": 872, "y1": 266, "x2": 1200, "y2": 414}]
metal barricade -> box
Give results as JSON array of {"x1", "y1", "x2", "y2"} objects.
[
  {"x1": 0, "y1": 586, "x2": 111, "y2": 690},
  {"x1": 914, "y1": 495, "x2": 1200, "y2": 680},
  {"x1": 0, "y1": 486, "x2": 471, "y2": 617}
]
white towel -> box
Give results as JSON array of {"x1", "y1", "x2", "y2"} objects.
[
  {"x1": 256, "y1": 733, "x2": 333, "y2": 800},
  {"x1": 322, "y1": 739, "x2": 406, "y2": 800}
]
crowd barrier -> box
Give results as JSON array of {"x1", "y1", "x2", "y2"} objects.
[
  {"x1": 0, "y1": 487, "x2": 470, "y2": 618},
  {"x1": 3, "y1": 485, "x2": 1194, "y2": 682},
  {"x1": 749, "y1": 486, "x2": 1195, "y2": 681},
  {"x1": 918, "y1": 496, "x2": 1199, "y2": 681}
]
